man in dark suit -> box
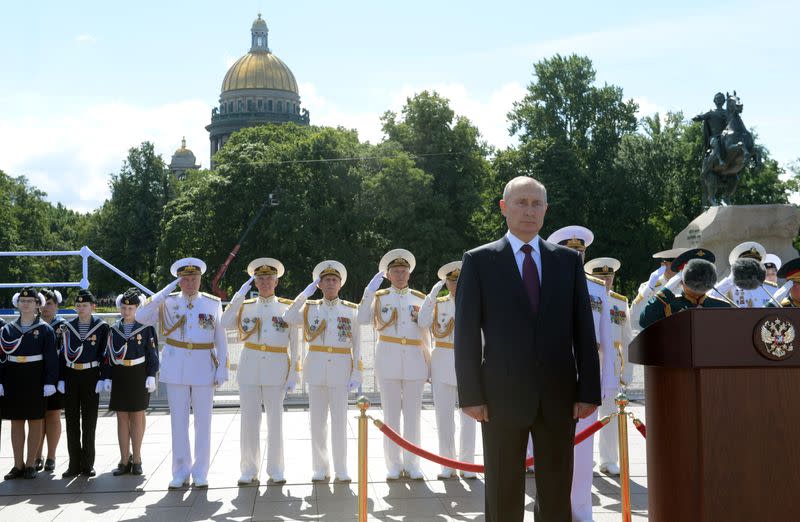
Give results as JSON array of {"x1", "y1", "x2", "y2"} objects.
[{"x1": 455, "y1": 176, "x2": 601, "y2": 522}]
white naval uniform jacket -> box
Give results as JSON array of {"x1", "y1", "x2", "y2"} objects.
[
  {"x1": 418, "y1": 294, "x2": 457, "y2": 386},
  {"x1": 357, "y1": 286, "x2": 431, "y2": 381},
  {"x1": 221, "y1": 294, "x2": 299, "y2": 386},
  {"x1": 607, "y1": 291, "x2": 634, "y2": 387},
  {"x1": 630, "y1": 274, "x2": 668, "y2": 334},
  {"x1": 283, "y1": 295, "x2": 362, "y2": 387},
  {"x1": 136, "y1": 291, "x2": 229, "y2": 386},
  {"x1": 587, "y1": 276, "x2": 616, "y2": 400},
  {"x1": 714, "y1": 274, "x2": 776, "y2": 308}
]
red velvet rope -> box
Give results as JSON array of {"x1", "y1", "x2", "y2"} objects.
[
  {"x1": 632, "y1": 418, "x2": 646, "y2": 438},
  {"x1": 374, "y1": 417, "x2": 609, "y2": 473}
]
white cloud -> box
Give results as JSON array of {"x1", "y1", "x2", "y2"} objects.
[
  {"x1": 75, "y1": 34, "x2": 96, "y2": 44},
  {"x1": 0, "y1": 99, "x2": 210, "y2": 212}
]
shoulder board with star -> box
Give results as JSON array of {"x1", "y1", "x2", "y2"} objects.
[
  {"x1": 436, "y1": 296, "x2": 451, "y2": 302},
  {"x1": 277, "y1": 297, "x2": 294, "y2": 305},
  {"x1": 609, "y1": 291, "x2": 628, "y2": 303},
  {"x1": 410, "y1": 289, "x2": 426, "y2": 299},
  {"x1": 201, "y1": 292, "x2": 221, "y2": 301},
  {"x1": 341, "y1": 300, "x2": 358, "y2": 308},
  {"x1": 375, "y1": 289, "x2": 390, "y2": 296},
  {"x1": 764, "y1": 280, "x2": 778, "y2": 287},
  {"x1": 243, "y1": 298, "x2": 257, "y2": 304},
  {"x1": 586, "y1": 275, "x2": 605, "y2": 286}
]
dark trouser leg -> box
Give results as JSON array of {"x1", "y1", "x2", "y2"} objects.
[
  {"x1": 80, "y1": 376, "x2": 100, "y2": 470},
  {"x1": 531, "y1": 406, "x2": 576, "y2": 522},
  {"x1": 481, "y1": 419, "x2": 529, "y2": 522},
  {"x1": 63, "y1": 375, "x2": 82, "y2": 470}
]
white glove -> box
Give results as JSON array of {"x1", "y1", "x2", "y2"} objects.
[
  {"x1": 57, "y1": 381, "x2": 65, "y2": 394},
  {"x1": 163, "y1": 277, "x2": 181, "y2": 295},
  {"x1": 302, "y1": 278, "x2": 321, "y2": 298},
  {"x1": 666, "y1": 273, "x2": 682, "y2": 293},
  {"x1": 103, "y1": 379, "x2": 112, "y2": 392},
  {"x1": 237, "y1": 276, "x2": 255, "y2": 297},
  {"x1": 0, "y1": 384, "x2": 4, "y2": 396},
  {"x1": 145, "y1": 376, "x2": 156, "y2": 393},
  {"x1": 214, "y1": 367, "x2": 228, "y2": 387},
  {"x1": 44, "y1": 384, "x2": 56, "y2": 397},
  {"x1": 647, "y1": 266, "x2": 666, "y2": 289},
  {"x1": 428, "y1": 280, "x2": 445, "y2": 299},
  {"x1": 366, "y1": 271, "x2": 385, "y2": 292},
  {"x1": 94, "y1": 381, "x2": 104, "y2": 394},
  {"x1": 348, "y1": 379, "x2": 360, "y2": 392},
  {"x1": 285, "y1": 376, "x2": 297, "y2": 393}
]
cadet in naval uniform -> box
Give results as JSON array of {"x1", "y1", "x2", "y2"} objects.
[
  {"x1": 136, "y1": 258, "x2": 229, "y2": 489},
  {"x1": 284, "y1": 260, "x2": 362, "y2": 483},
  {"x1": 358, "y1": 249, "x2": 431, "y2": 480},
  {"x1": 221, "y1": 258, "x2": 298, "y2": 486},
  {"x1": 547, "y1": 226, "x2": 614, "y2": 522},
  {"x1": 630, "y1": 248, "x2": 687, "y2": 334},
  {"x1": 763, "y1": 254, "x2": 782, "y2": 297},
  {"x1": 418, "y1": 261, "x2": 477, "y2": 480},
  {"x1": 772, "y1": 258, "x2": 800, "y2": 307},
  {"x1": 584, "y1": 258, "x2": 634, "y2": 476},
  {"x1": 1, "y1": 288, "x2": 58, "y2": 480},
  {"x1": 106, "y1": 288, "x2": 159, "y2": 476},
  {"x1": 715, "y1": 242, "x2": 773, "y2": 307},
  {"x1": 640, "y1": 250, "x2": 731, "y2": 329},
  {"x1": 60, "y1": 289, "x2": 110, "y2": 478}
]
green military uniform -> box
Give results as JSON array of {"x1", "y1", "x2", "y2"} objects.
[{"x1": 639, "y1": 288, "x2": 731, "y2": 329}]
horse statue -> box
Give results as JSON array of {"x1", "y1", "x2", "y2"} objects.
[{"x1": 695, "y1": 91, "x2": 762, "y2": 206}]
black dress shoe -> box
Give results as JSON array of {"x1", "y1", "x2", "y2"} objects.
[
  {"x1": 112, "y1": 461, "x2": 131, "y2": 476},
  {"x1": 34, "y1": 459, "x2": 44, "y2": 472},
  {"x1": 23, "y1": 467, "x2": 37, "y2": 479},
  {"x1": 131, "y1": 462, "x2": 143, "y2": 475},
  {"x1": 81, "y1": 467, "x2": 96, "y2": 477},
  {"x1": 4, "y1": 467, "x2": 23, "y2": 480},
  {"x1": 62, "y1": 467, "x2": 81, "y2": 478},
  {"x1": 44, "y1": 459, "x2": 56, "y2": 472}
]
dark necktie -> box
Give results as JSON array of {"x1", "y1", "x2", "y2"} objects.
[{"x1": 521, "y1": 244, "x2": 540, "y2": 315}]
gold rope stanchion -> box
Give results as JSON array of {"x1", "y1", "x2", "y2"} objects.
[
  {"x1": 615, "y1": 392, "x2": 632, "y2": 522},
  {"x1": 356, "y1": 396, "x2": 370, "y2": 522}
]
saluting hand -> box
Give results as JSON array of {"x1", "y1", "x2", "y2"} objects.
[
  {"x1": 573, "y1": 402, "x2": 597, "y2": 420},
  {"x1": 366, "y1": 271, "x2": 385, "y2": 292},
  {"x1": 302, "y1": 278, "x2": 321, "y2": 298},
  {"x1": 427, "y1": 280, "x2": 445, "y2": 299},
  {"x1": 238, "y1": 276, "x2": 255, "y2": 297}
]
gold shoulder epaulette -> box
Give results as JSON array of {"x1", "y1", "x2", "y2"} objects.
[
  {"x1": 586, "y1": 275, "x2": 605, "y2": 286},
  {"x1": 436, "y1": 295, "x2": 451, "y2": 302},
  {"x1": 201, "y1": 292, "x2": 221, "y2": 301},
  {"x1": 609, "y1": 291, "x2": 628, "y2": 303},
  {"x1": 375, "y1": 289, "x2": 390, "y2": 296},
  {"x1": 764, "y1": 280, "x2": 778, "y2": 287},
  {"x1": 781, "y1": 298, "x2": 791, "y2": 307},
  {"x1": 342, "y1": 300, "x2": 358, "y2": 308},
  {"x1": 277, "y1": 297, "x2": 294, "y2": 305},
  {"x1": 410, "y1": 289, "x2": 426, "y2": 299},
  {"x1": 243, "y1": 298, "x2": 257, "y2": 304}
]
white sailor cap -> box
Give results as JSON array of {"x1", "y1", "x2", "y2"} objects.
[
  {"x1": 437, "y1": 261, "x2": 462, "y2": 281},
  {"x1": 763, "y1": 253, "x2": 781, "y2": 270},
  {"x1": 584, "y1": 257, "x2": 621, "y2": 276},
  {"x1": 247, "y1": 257, "x2": 285, "y2": 278},
  {"x1": 313, "y1": 260, "x2": 347, "y2": 287},
  {"x1": 546, "y1": 226, "x2": 594, "y2": 252},
  {"x1": 170, "y1": 257, "x2": 207, "y2": 277},
  {"x1": 379, "y1": 248, "x2": 416, "y2": 273},
  {"x1": 652, "y1": 247, "x2": 688, "y2": 261},
  {"x1": 728, "y1": 241, "x2": 766, "y2": 265}
]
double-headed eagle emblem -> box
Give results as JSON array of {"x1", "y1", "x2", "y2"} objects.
[{"x1": 760, "y1": 319, "x2": 795, "y2": 358}]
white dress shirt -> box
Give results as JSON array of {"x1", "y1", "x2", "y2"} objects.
[{"x1": 506, "y1": 231, "x2": 542, "y2": 284}]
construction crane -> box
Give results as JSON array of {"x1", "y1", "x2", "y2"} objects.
[{"x1": 210, "y1": 192, "x2": 279, "y2": 299}]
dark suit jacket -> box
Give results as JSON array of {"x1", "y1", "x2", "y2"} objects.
[{"x1": 454, "y1": 235, "x2": 601, "y2": 425}]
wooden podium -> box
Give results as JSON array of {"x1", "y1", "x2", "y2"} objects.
[{"x1": 629, "y1": 308, "x2": 800, "y2": 522}]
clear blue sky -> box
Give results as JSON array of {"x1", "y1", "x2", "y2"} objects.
[{"x1": 1, "y1": 0, "x2": 797, "y2": 211}]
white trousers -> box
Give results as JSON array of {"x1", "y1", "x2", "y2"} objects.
[
  {"x1": 378, "y1": 378, "x2": 424, "y2": 474},
  {"x1": 240, "y1": 384, "x2": 285, "y2": 480},
  {"x1": 166, "y1": 383, "x2": 213, "y2": 483},
  {"x1": 308, "y1": 384, "x2": 349, "y2": 477},
  {"x1": 432, "y1": 381, "x2": 476, "y2": 474},
  {"x1": 598, "y1": 395, "x2": 619, "y2": 465},
  {"x1": 571, "y1": 411, "x2": 598, "y2": 522}
]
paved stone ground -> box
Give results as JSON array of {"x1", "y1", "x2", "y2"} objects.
[{"x1": 0, "y1": 402, "x2": 648, "y2": 521}]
